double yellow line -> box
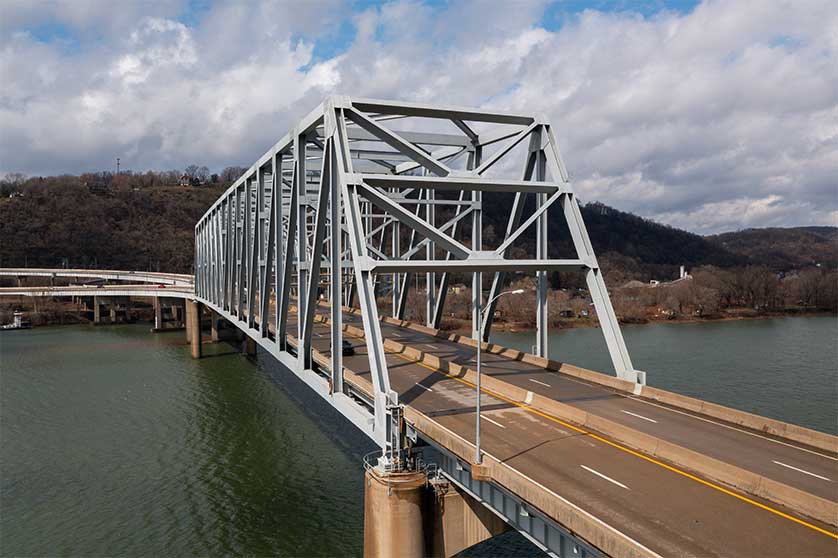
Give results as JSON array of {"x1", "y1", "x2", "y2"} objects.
[{"x1": 371, "y1": 339, "x2": 838, "y2": 540}]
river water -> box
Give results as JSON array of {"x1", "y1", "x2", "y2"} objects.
[
  {"x1": 1, "y1": 316, "x2": 836, "y2": 556},
  {"x1": 491, "y1": 315, "x2": 838, "y2": 435},
  {"x1": 1, "y1": 326, "x2": 375, "y2": 556}
]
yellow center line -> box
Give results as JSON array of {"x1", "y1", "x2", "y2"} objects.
[{"x1": 341, "y1": 330, "x2": 838, "y2": 540}]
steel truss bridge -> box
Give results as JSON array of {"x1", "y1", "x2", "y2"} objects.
[
  {"x1": 194, "y1": 97, "x2": 644, "y2": 453},
  {"x1": 3, "y1": 99, "x2": 836, "y2": 557}
]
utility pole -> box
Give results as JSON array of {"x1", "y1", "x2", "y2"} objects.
[{"x1": 116, "y1": 157, "x2": 120, "y2": 177}]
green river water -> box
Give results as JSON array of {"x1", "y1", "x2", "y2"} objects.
[{"x1": 1, "y1": 316, "x2": 835, "y2": 556}]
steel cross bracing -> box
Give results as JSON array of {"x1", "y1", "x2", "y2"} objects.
[{"x1": 195, "y1": 96, "x2": 645, "y2": 459}]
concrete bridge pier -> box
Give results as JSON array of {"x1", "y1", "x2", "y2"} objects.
[
  {"x1": 211, "y1": 311, "x2": 220, "y2": 342},
  {"x1": 186, "y1": 300, "x2": 202, "y2": 359},
  {"x1": 153, "y1": 298, "x2": 163, "y2": 330},
  {"x1": 93, "y1": 296, "x2": 101, "y2": 324},
  {"x1": 363, "y1": 466, "x2": 508, "y2": 558},
  {"x1": 109, "y1": 301, "x2": 117, "y2": 323},
  {"x1": 244, "y1": 336, "x2": 257, "y2": 357},
  {"x1": 364, "y1": 468, "x2": 427, "y2": 558},
  {"x1": 173, "y1": 302, "x2": 183, "y2": 326},
  {"x1": 426, "y1": 477, "x2": 508, "y2": 557}
]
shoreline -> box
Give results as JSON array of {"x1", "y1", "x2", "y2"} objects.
[
  {"x1": 448, "y1": 308, "x2": 837, "y2": 335},
  {"x1": 2, "y1": 305, "x2": 834, "y2": 332}
]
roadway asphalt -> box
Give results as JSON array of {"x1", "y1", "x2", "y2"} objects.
[
  {"x1": 302, "y1": 318, "x2": 838, "y2": 557},
  {"x1": 333, "y1": 311, "x2": 838, "y2": 504}
]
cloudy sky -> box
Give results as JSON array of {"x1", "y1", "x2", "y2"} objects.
[{"x1": 1, "y1": 0, "x2": 836, "y2": 234}]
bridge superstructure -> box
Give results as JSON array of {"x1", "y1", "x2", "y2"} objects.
[
  {"x1": 194, "y1": 97, "x2": 644, "y2": 457},
  {"x1": 3, "y1": 99, "x2": 836, "y2": 557}
]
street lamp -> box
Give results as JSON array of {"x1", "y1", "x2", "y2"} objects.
[{"x1": 475, "y1": 288, "x2": 525, "y2": 465}]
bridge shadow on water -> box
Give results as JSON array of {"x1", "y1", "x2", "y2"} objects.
[
  {"x1": 455, "y1": 530, "x2": 548, "y2": 558},
  {"x1": 186, "y1": 338, "x2": 376, "y2": 556},
  {"x1": 248, "y1": 347, "x2": 379, "y2": 460}
]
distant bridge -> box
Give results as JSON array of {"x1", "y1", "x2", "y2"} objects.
[
  {"x1": 0, "y1": 284, "x2": 192, "y2": 298},
  {"x1": 3, "y1": 98, "x2": 836, "y2": 558},
  {"x1": 0, "y1": 268, "x2": 193, "y2": 286}
]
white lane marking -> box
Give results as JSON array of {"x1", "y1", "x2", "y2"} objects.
[
  {"x1": 414, "y1": 382, "x2": 433, "y2": 392},
  {"x1": 426, "y1": 420, "x2": 664, "y2": 558},
  {"x1": 482, "y1": 416, "x2": 506, "y2": 429},
  {"x1": 529, "y1": 378, "x2": 551, "y2": 388},
  {"x1": 554, "y1": 373, "x2": 838, "y2": 463},
  {"x1": 621, "y1": 410, "x2": 658, "y2": 424},
  {"x1": 581, "y1": 465, "x2": 630, "y2": 490},
  {"x1": 425, "y1": 344, "x2": 441, "y2": 350},
  {"x1": 773, "y1": 460, "x2": 832, "y2": 481},
  {"x1": 624, "y1": 395, "x2": 838, "y2": 462}
]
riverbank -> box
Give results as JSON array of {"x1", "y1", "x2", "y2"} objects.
[
  {"x1": 444, "y1": 307, "x2": 837, "y2": 334},
  {"x1": 0, "y1": 301, "x2": 154, "y2": 327},
  {"x1": 4, "y1": 301, "x2": 834, "y2": 331}
]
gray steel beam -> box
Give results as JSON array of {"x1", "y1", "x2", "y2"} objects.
[
  {"x1": 351, "y1": 98, "x2": 535, "y2": 125},
  {"x1": 296, "y1": 133, "x2": 308, "y2": 357},
  {"x1": 301, "y1": 138, "x2": 332, "y2": 365},
  {"x1": 361, "y1": 175, "x2": 564, "y2": 194},
  {"x1": 370, "y1": 260, "x2": 588, "y2": 273},
  {"x1": 356, "y1": 183, "x2": 471, "y2": 260},
  {"x1": 346, "y1": 108, "x2": 452, "y2": 177}
]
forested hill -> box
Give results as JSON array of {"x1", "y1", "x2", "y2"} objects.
[
  {"x1": 1, "y1": 174, "x2": 832, "y2": 275},
  {"x1": 578, "y1": 203, "x2": 745, "y2": 267},
  {"x1": 0, "y1": 178, "x2": 226, "y2": 273},
  {"x1": 708, "y1": 227, "x2": 838, "y2": 270}
]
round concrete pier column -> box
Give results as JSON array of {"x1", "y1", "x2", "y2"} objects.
[
  {"x1": 244, "y1": 337, "x2": 257, "y2": 357},
  {"x1": 363, "y1": 468, "x2": 426, "y2": 558},
  {"x1": 187, "y1": 301, "x2": 202, "y2": 359}
]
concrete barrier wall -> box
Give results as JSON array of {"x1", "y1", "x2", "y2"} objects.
[
  {"x1": 335, "y1": 324, "x2": 837, "y2": 527},
  {"x1": 375, "y1": 314, "x2": 837, "y2": 454}
]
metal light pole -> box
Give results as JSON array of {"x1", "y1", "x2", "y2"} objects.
[{"x1": 475, "y1": 288, "x2": 525, "y2": 464}]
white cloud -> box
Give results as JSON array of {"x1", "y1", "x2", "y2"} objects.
[
  {"x1": 0, "y1": 0, "x2": 836, "y2": 234},
  {"x1": 113, "y1": 18, "x2": 197, "y2": 85}
]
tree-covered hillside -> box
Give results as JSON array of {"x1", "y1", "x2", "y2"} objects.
[
  {"x1": 2, "y1": 173, "x2": 833, "y2": 277},
  {"x1": 708, "y1": 227, "x2": 838, "y2": 270},
  {"x1": 1, "y1": 176, "x2": 226, "y2": 273}
]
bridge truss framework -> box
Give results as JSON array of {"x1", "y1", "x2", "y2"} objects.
[{"x1": 194, "y1": 96, "x2": 644, "y2": 462}]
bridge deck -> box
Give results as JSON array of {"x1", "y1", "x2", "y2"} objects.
[{"x1": 296, "y1": 313, "x2": 836, "y2": 557}]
